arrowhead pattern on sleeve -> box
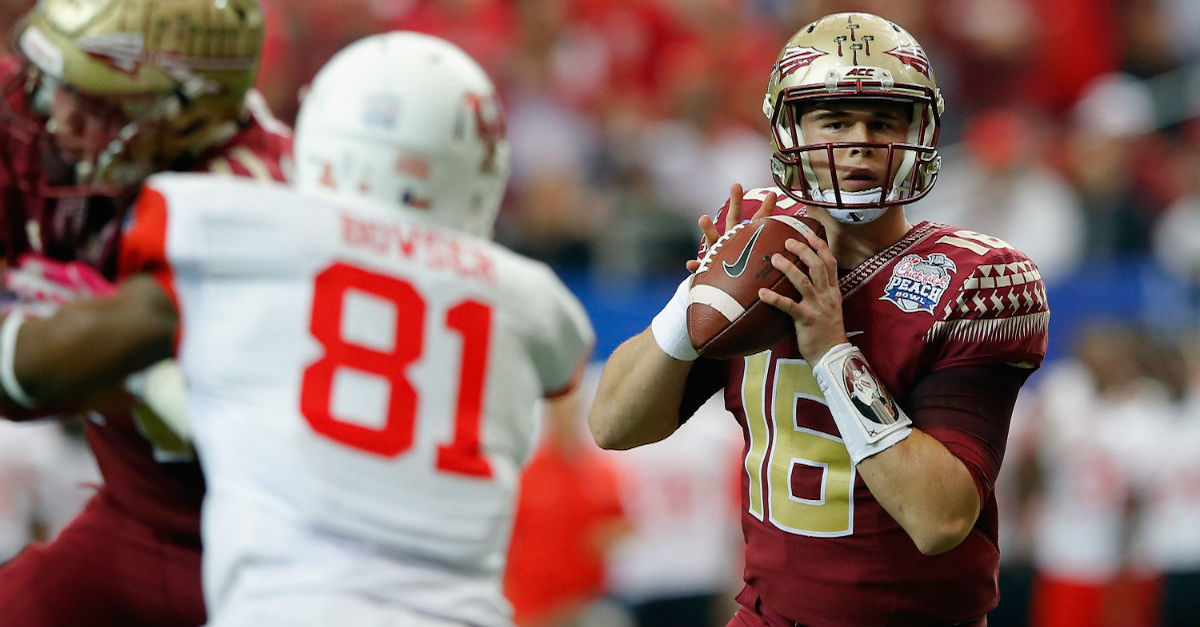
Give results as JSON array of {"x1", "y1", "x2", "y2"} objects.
[{"x1": 924, "y1": 260, "x2": 1049, "y2": 345}]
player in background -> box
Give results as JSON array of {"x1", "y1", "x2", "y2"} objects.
[
  {"x1": 504, "y1": 387, "x2": 631, "y2": 627},
  {"x1": 0, "y1": 31, "x2": 594, "y2": 627},
  {"x1": 601, "y1": 386, "x2": 745, "y2": 627},
  {"x1": 1015, "y1": 322, "x2": 1164, "y2": 627},
  {"x1": 0, "y1": 0, "x2": 289, "y2": 625},
  {"x1": 0, "y1": 417, "x2": 99, "y2": 563},
  {"x1": 589, "y1": 12, "x2": 1049, "y2": 627}
]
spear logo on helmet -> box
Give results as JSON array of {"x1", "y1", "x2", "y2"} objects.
[
  {"x1": 77, "y1": 33, "x2": 144, "y2": 74},
  {"x1": 884, "y1": 43, "x2": 932, "y2": 78},
  {"x1": 773, "y1": 46, "x2": 828, "y2": 80}
]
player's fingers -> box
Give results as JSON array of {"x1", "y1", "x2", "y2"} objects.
[
  {"x1": 803, "y1": 229, "x2": 839, "y2": 285},
  {"x1": 759, "y1": 286, "x2": 821, "y2": 328},
  {"x1": 698, "y1": 214, "x2": 719, "y2": 249},
  {"x1": 726, "y1": 183, "x2": 745, "y2": 231},
  {"x1": 783, "y1": 239, "x2": 829, "y2": 290},
  {"x1": 751, "y1": 191, "x2": 777, "y2": 221},
  {"x1": 771, "y1": 252, "x2": 818, "y2": 302},
  {"x1": 685, "y1": 259, "x2": 701, "y2": 273},
  {"x1": 758, "y1": 287, "x2": 801, "y2": 318}
]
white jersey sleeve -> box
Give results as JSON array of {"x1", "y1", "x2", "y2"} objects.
[{"x1": 519, "y1": 264, "x2": 593, "y2": 397}]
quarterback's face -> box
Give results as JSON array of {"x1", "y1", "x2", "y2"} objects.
[{"x1": 799, "y1": 100, "x2": 911, "y2": 194}]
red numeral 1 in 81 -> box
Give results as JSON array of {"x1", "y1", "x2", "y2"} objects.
[{"x1": 300, "y1": 263, "x2": 494, "y2": 478}]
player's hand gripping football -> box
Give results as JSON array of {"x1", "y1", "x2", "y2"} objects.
[
  {"x1": 653, "y1": 184, "x2": 778, "y2": 361},
  {"x1": 757, "y1": 222, "x2": 849, "y2": 365},
  {"x1": 686, "y1": 183, "x2": 776, "y2": 273}
]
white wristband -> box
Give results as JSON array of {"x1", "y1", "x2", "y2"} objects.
[
  {"x1": 650, "y1": 274, "x2": 699, "y2": 361},
  {"x1": 812, "y1": 342, "x2": 912, "y2": 465},
  {"x1": 0, "y1": 312, "x2": 37, "y2": 408}
]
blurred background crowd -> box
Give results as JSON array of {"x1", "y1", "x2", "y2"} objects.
[{"x1": 3, "y1": 0, "x2": 1200, "y2": 626}]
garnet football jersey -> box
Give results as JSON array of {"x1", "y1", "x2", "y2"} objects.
[
  {"x1": 119, "y1": 174, "x2": 594, "y2": 627},
  {"x1": 0, "y1": 56, "x2": 292, "y2": 541},
  {"x1": 683, "y1": 187, "x2": 1049, "y2": 627}
]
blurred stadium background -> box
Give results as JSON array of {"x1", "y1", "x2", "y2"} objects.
[{"x1": 3, "y1": 1, "x2": 1200, "y2": 626}]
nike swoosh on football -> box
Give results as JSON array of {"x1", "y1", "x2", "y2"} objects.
[
  {"x1": 723, "y1": 224, "x2": 765, "y2": 278},
  {"x1": 846, "y1": 331, "x2": 865, "y2": 338}
]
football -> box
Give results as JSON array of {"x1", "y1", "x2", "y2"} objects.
[{"x1": 687, "y1": 214, "x2": 827, "y2": 360}]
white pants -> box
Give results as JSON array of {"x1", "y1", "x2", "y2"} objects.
[{"x1": 207, "y1": 592, "x2": 473, "y2": 627}]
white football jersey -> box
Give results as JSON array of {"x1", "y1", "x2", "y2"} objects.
[
  {"x1": 1025, "y1": 362, "x2": 1167, "y2": 581},
  {"x1": 0, "y1": 421, "x2": 98, "y2": 561},
  {"x1": 1130, "y1": 394, "x2": 1200, "y2": 571},
  {"x1": 0, "y1": 421, "x2": 55, "y2": 560},
  {"x1": 121, "y1": 173, "x2": 594, "y2": 626},
  {"x1": 598, "y1": 373, "x2": 744, "y2": 603}
]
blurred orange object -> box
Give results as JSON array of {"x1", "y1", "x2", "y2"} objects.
[
  {"x1": 964, "y1": 108, "x2": 1031, "y2": 171},
  {"x1": 504, "y1": 394, "x2": 629, "y2": 627}
]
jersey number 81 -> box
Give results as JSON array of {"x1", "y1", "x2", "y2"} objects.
[{"x1": 299, "y1": 262, "x2": 494, "y2": 479}]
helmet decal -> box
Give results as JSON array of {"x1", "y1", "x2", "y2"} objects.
[
  {"x1": 77, "y1": 33, "x2": 148, "y2": 75},
  {"x1": 884, "y1": 44, "x2": 932, "y2": 79},
  {"x1": 833, "y1": 14, "x2": 876, "y2": 63},
  {"x1": 363, "y1": 93, "x2": 401, "y2": 130},
  {"x1": 394, "y1": 155, "x2": 431, "y2": 180},
  {"x1": 463, "y1": 92, "x2": 504, "y2": 174},
  {"x1": 773, "y1": 46, "x2": 828, "y2": 81}
]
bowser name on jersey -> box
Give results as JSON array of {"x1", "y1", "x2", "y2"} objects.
[{"x1": 340, "y1": 213, "x2": 495, "y2": 283}]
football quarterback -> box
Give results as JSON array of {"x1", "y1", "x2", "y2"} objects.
[{"x1": 591, "y1": 12, "x2": 1049, "y2": 627}]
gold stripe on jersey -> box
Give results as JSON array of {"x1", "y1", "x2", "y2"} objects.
[
  {"x1": 231, "y1": 147, "x2": 274, "y2": 181},
  {"x1": 743, "y1": 352, "x2": 770, "y2": 521},
  {"x1": 924, "y1": 310, "x2": 1050, "y2": 345},
  {"x1": 207, "y1": 157, "x2": 234, "y2": 176}
]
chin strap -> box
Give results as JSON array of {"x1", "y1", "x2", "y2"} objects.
[
  {"x1": 812, "y1": 342, "x2": 912, "y2": 465},
  {"x1": 825, "y1": 207, "x2": 889, "y2": 225},
  {"x1": 816, "y1": 188, "x2": 890, "y2": 224}
]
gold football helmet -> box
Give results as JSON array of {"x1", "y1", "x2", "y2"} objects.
[
  {"x1": 17, "y1": 0, "x2": 264, "y2": 190},
  {"x1": 763, "y1": 12, "x2": 943, "y2": 222}
]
